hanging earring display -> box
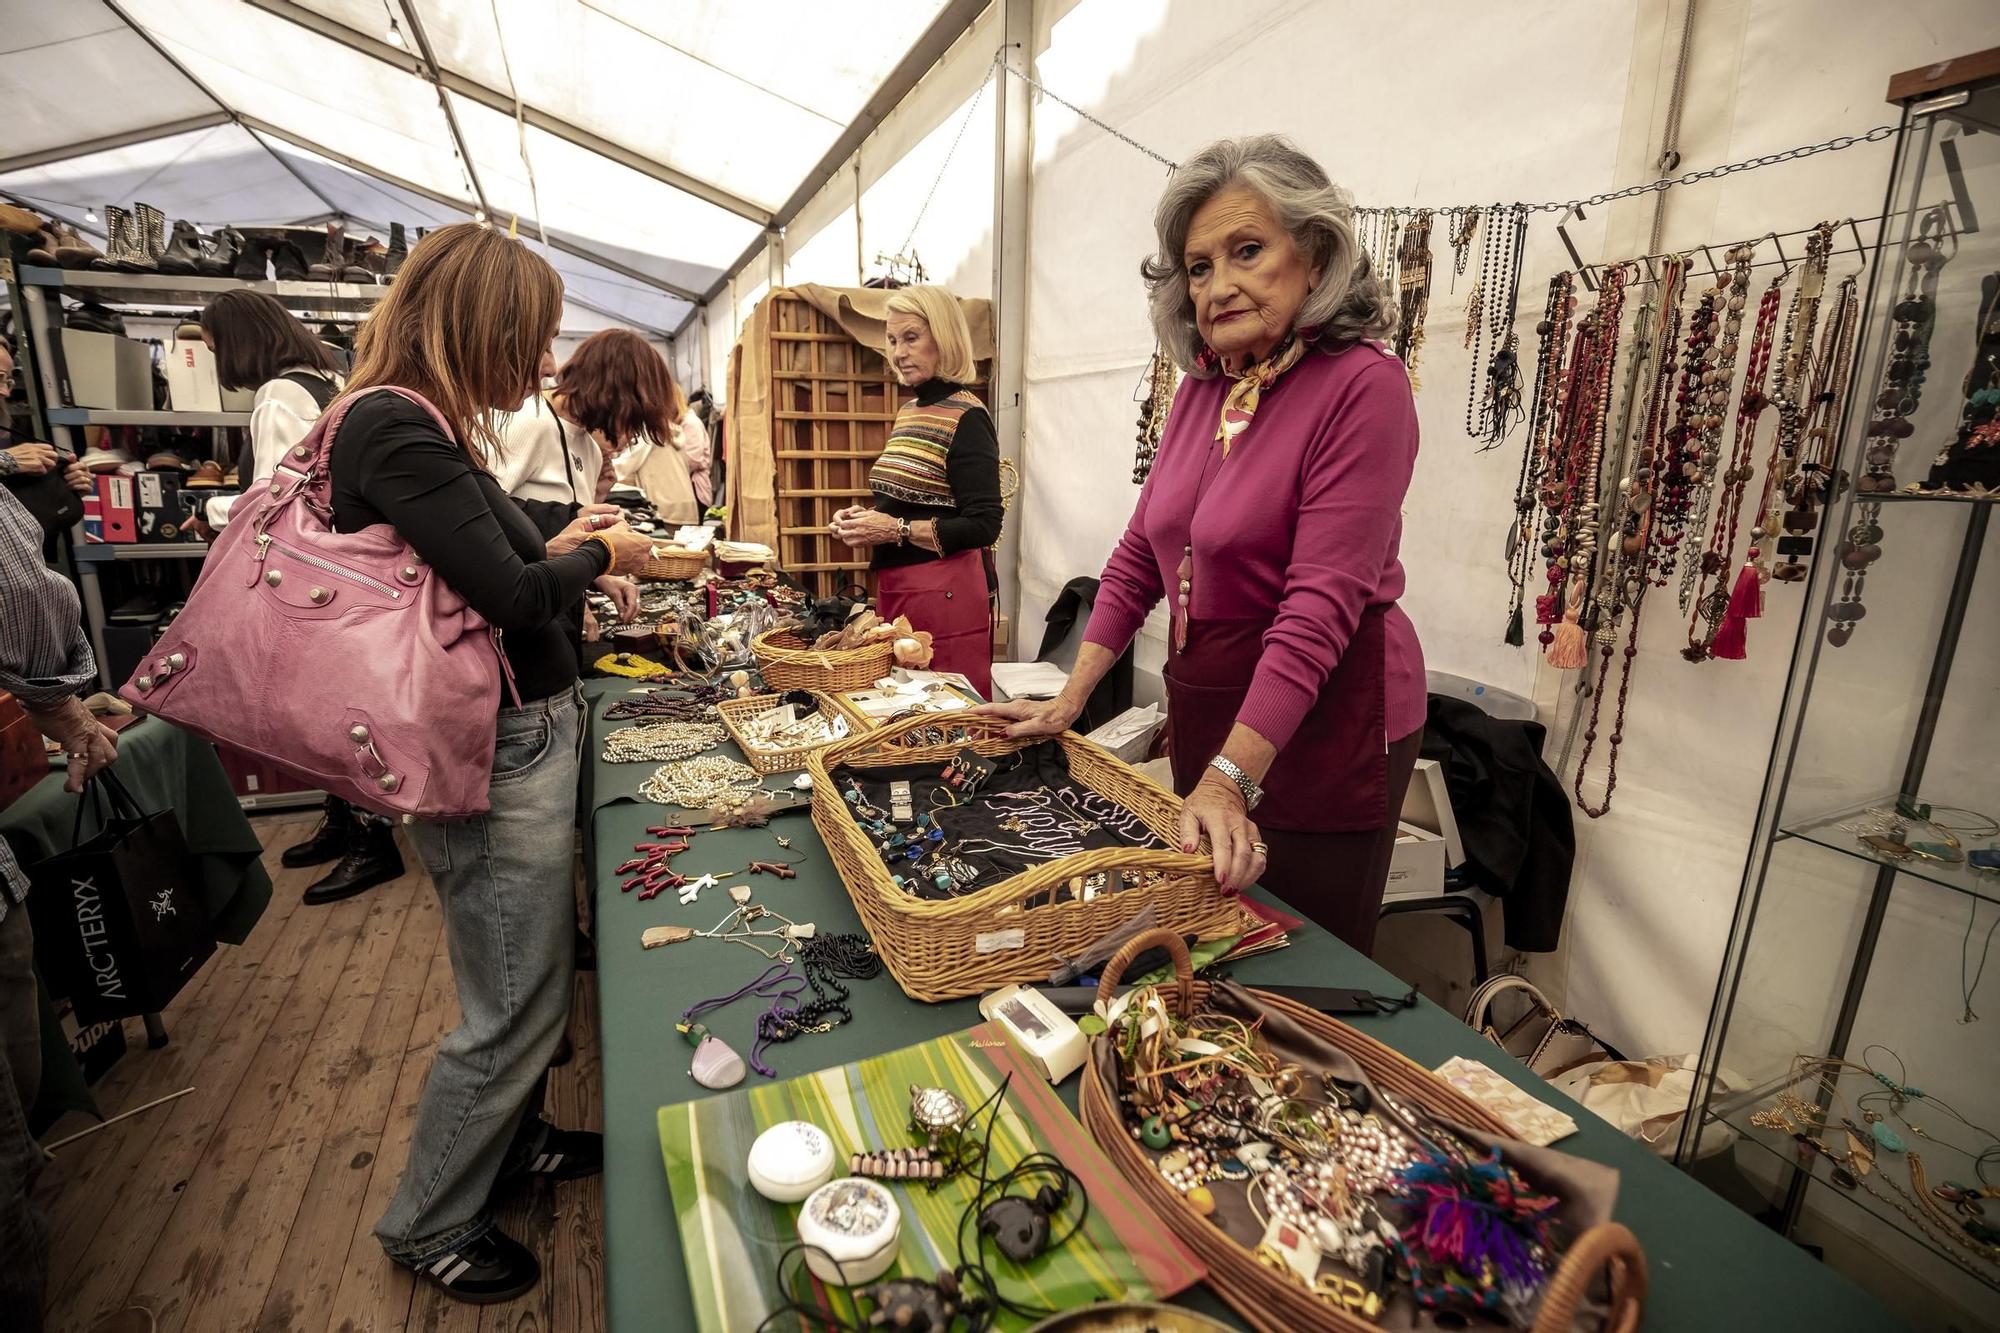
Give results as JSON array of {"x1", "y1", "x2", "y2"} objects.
[
  {"x1": 1831, "y1": 209, "x2": 1951, "y2": 647},
  {"x1": 1393, "y1": 210, "x2": 1434, "y2": 388}
]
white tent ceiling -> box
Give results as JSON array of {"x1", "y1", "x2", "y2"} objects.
[{"x1": 0, "y1": 0, "x2": 985, "y2": 336}]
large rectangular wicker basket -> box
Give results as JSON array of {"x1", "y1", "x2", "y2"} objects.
[
  {"x1": 752, "y1": 627, "x2": 895, "y2": 694},
  {"x1": 715, "y1": 692, "x2": 852, "y2": 775},
  {"x1": 805, "y1": 714, "x2": 1258, "y2": 1002}
]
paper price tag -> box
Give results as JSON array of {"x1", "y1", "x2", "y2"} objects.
[{"x1": 974, "y1": 929, "x2": 1026, "y2": 954}]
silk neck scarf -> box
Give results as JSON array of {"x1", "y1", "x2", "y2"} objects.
[{"x1": 1215, "y1": 329, "x2": 1312, "y2": 456}]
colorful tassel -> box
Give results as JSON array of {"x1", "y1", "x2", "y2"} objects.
[
  {"x1": 1503, "y1": 605, "x2": 1524, "y2": 647},
  {"x1": 1726, "y1": 556, "x2": 1764, "y2": 620},
  {"x1": 1546, "y1": 618, "x2": 1587, "y2": 669},
  {"x1": 1711, "y1": 610, "x2": 1748, "y2": 660}
]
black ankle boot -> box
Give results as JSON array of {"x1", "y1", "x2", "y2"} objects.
[
  {"x1": 233, "y1": 234, "x2": 269, "y2": 281},
  {"x1": 157, "y1": 219, "x2": 206, "y2": 275},
  {"x1": 281, "y1": 806, "x2": 351, "y2": 868},
  {"x1": 202, "y1": 226, "x2": 242, "y2": 277},
  {"x1": 270, "y1": 239, "x2": 309, "y2": 281},
  {"x1": 303, "y1": 821, "x2": 405, "y2": 905}
]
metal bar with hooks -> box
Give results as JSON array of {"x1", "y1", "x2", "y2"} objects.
[{"x1": 1573, "y1": 204, "x2": 1961, "y2": 289}]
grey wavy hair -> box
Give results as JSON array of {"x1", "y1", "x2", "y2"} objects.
[{"x1": 1142, "y1": 135, "x2": 1396, "y2": 377}]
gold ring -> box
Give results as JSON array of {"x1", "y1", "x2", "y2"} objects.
[{"x1": 1251, "y1": 841, "x2": 1268, "y2": 856}]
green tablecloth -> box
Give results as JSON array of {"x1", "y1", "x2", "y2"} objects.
[
  {"x1": 0, "y1": 717, "x2": 273, "y2": 1123},
  {"x1": 583, "y1": 683, "x2": 1893, "y2": 1332}
]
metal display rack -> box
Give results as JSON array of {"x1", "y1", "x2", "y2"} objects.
[
  {"x1": 3, "y1": 250, "x2": 386, "y2": 812},
  {"x1": 1676, "y1": 53, "x2": 2000, "y2": 1328}
]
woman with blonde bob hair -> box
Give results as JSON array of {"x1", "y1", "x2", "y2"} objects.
[
  {"x1": 330, "y1": 223, "x2": 649, "y2": 1303},
  {"x1": 832, "y1": 284, "x2": 1002, "y2": 692},
  {"x1": 981, "y1": 136, "x2": 1426, "y2": 954}
]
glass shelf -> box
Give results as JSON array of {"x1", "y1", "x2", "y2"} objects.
[
  {"x1": 1871, "y1": 490, "x2": 1999, "y2": 504},
  {"x1": 1779, "y1": 798, "x2": 2000, "y2": 908},
  {"x1": 1708, "y1": 1066, "x2": 2000, "y2": 1294}
]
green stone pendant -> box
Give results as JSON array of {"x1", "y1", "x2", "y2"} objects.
[{"x1": 1870, "y1": 1120, "x2": 1906, "y2": 1153}]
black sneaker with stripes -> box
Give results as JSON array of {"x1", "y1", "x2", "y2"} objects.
[{"x1": 401, "y1": 1226, "x2": 540, "y2": 1304}]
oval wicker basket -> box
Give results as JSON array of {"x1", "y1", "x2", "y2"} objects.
[
  {"x1": 752, "y1": 627, "x2": 896, "y2": 694},
  {"x1": 804, "y1": 714, "x2": 1258, "y2": 1002},
  {"x1": 639, "y1": 545, "x2": 708, "y2": 581},
  {"x1": 1079, "y1": 928, "x2": 1649, "y2": 1333},
  {"x1": 715, "y1": 692, "x2": 852, "y2": 775}
]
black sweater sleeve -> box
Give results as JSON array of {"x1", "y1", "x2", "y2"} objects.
[
  {"x1": 934, "y1": 406, "x2": 1003, "y2": 555},
  {"x1": 332, "y1": 396, "x2": 609, "y2": 631}
]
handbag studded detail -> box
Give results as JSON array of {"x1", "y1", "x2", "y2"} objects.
[{"x1": 117, "y1": 387, "x2": 517, "y2": 819}]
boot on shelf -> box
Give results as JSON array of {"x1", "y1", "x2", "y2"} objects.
[
  {"x1": 156, "y1": 219, "x2": 207, "y2": 275},
  {"x1": 53, "y1": 220, "x2": 103, "y2": 269},
  {"x1": 201, "y1": 225, "x2": 242, "y2": 277},
  {"x1": 385, "y1": 221, "x2": 407, "y2": 281},
  {"x1": 303, "y1": 817, "x2": 405, "y2": 906},
  {"x1": 269, "y1": 236, "x2": 309, "y2": 282},
  {"x1": 307, "y1": 222, "x2": 344, "y2": 281},
  {"x1": 132, "y1": 203, "x2": 168, "y2": 272},
  {"x1": 90, "y1": 207, "x2": 138, "y2": 271},
  {"x1": 232, "y1": 230, "x2": 270, "y2": 281},
  {"x1": 352, "y1": 238, "x2": 388, "y2": 284},
  {"x1": 339, "y1": 236, "x2": 373, "y2": 284}
]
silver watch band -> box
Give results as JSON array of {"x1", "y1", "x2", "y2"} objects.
[{"x1": 1206, "y1": 755, "x2": 1262, "y2": 810}]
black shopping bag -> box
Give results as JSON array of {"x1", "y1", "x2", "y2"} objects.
[{"x1": 27, "y1": 769, "x2": 214, "y2": 1025}]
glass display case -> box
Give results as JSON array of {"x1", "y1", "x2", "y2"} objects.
[{"x1": 1678, "y1": 52, "x2": 2000, "y2": 1331}]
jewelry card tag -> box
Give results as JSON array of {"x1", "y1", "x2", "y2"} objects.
[{"x1": 974, "y1": 928, "x2": 1026, "y2": 954}]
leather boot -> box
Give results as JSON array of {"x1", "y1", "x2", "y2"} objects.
[
  {"x1": 307, "y1": 223, "x2": 343, "y2": 281},
  {"x1": 339, "y1": 236, "x2": 374, "y2": 284},
  {"x1": 53, "y1": 220, "x2": 103, "y2": 269},
  {"x1": 386, "y1": 221, "x2": 407, "y2": 280},
  {"x1": 233, "y1": 232, "x2": 270, "y2": 281},
  {"x1": 270, "y1": 237, "x2": 309, "y2": 282},
  {"x1": 201, "y1": 225, "x2": 242, "y2": 277},
  {"x1": 157, "y1": 219, "x2": 206, "y2": 275},
  {"x1": 281, "y1": 800, "x2": 352, "y2": 867},
  {"x1": 304, "y1": 819, "x2": 405, "y2": 906},
  {"x1": 91, "y1": 207, "x2": 136, "y2": 271},
  {"x1": 128, "y1": 203, "x2": 165, "y2": 272}
]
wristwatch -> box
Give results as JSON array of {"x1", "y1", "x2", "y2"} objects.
[
  {"x1": 1206, "y1": 756, "x2": 1264, "y2": 811},
  {"x1": 896, "y1": 518, "x2": 911, "y2": 546}
]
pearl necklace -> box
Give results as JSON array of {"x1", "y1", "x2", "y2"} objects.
[
  {"x1": 639, "y1": 755, "x2": 760, "y2": 808},
  {"x1": 601, "y1": 721, "x2": 725, "y2": 764}
]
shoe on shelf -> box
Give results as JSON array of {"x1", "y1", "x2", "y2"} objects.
[
  {"x1": 303, "y1": 820, "x2": 405, "y2": 905},
  {"x1": 307, "y1": 222, "x2": 344, "y2": 281},
  {"x1": 270, "y1": 239, "x2": 309, "y2": 282},
  {"x1": 53, "y1": 220, "x2": 104, "y2": 269},
  {"x1": 144, "y1": 451, "x2": 193, "y2": 472},
  {"x1": 385, "y1": 221, "x2": 407, "y2": 281},
  {"x1": 157, "y1": 219, "x2": 207, "y2": 275},
  {"x1": 0, "y1": 201, "x2": 42, "y2": 235},
  {"x1": 221, "y1": 466, "x2": 240, "y2": 486},
  {"x1": 22, "y1": 215, "x2": 60, "y2": 265},
  {"x1": 66, "y1": 301, "x2": 126, "y2": 336},
  {"x1": 201, "y1": 225, "x2": 243, "y2": 278},
  {"x1": 106, "y1": 595, "x2": 162, "y2": 627},
  {"x1": 89, "y1": 207, "x2": 133, "y2": 271},
  {"x1": 232, "y1": 232, "x2": 270, "y2": 281},
  {"x1": 184, "y1": 460, "x2": 225, "y2": 488},
  {"x1": 280, "y1": 810, "x2": 350, "y2": 868},
  {"x1": 131, "y1": 203, "x2": 168, "y2": 273},
  {"x1": 79, "y1": 445, "x2": 133, "y2": 473},
  {"x1": 397, "y1": 1227, "x2": 540, "y2": 1305},
  {"x1": 341, "y1": 236, "x2": 377, "y2": 285}
]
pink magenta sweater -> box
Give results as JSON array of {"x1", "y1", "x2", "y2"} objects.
[{"x1": 1083, "y1": 339, "x2": 1426, "y2": 752}]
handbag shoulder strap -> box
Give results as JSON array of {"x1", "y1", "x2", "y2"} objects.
[
  {"x1": 265, "y1": 385, "x2": 458, "y2": 519},
  {"x1": 1463, "y1": 972, "x2": 1557, "y2": 1031}
]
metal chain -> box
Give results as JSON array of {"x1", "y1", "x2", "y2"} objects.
[
  {"x1": 897, "y1": 53, "x2": 1003, "y2": 261},
  {"x1": 1354, "y1": 126, "x2": 1897, "y2": 217},
  {"x1": 998, "y1": 58, "x2": 1182, "y2": 172}
]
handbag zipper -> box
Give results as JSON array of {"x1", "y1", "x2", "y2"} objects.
[{"x1": 256, "y1": 533, "x2": 404, "y2": 600}]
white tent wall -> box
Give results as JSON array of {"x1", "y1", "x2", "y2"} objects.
[{"x1": 1010, "y1": 0, "x2": 1998, "y2": 1072}]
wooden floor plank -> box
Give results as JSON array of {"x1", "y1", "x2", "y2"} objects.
[
  {"x1": 255, "y1": 881, "x2": 443, "y2": 1333},
  {"x1": 547, "y1": 972, "x2": 607, "y2": 1333},
  {"x1": 160, "y1": 870, "x2": 425, "y2": 1332}
]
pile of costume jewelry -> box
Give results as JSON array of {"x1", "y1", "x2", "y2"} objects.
[
  {"x1": 600, "y1": 719, "x2": 724, "y2": 764},
  {"x1": 732, "y1": 694, "x2": 849, "y2": 752},
  {"x1": 638, "y1": 754, "x2": 762, "y2": 811},
  {"x1": 1105, "y1": 982, "x2": 1569, "y2": 1325},
  {"x1": 1840, "y1": 798, "x2": 2000, "y2": 880},
  {"x1": 835, "y1": 740, "x2": 1166, "y2": 901}
]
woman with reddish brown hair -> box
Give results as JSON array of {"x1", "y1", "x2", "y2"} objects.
[{"x1": 330, "y1": 223, "x2": 650, "y2": 1303}]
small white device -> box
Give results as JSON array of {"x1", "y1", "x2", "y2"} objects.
[{"x1": 977, "y1": 983, "x2": 1087, "y2": 1084}]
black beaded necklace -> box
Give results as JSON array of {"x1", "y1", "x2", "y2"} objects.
[
  {"x1": 1505, "y1": 272, "x2": 1576, "y2": 645},
  {"x1": 1466, "y1": 206, "x2": 1529, "y2": 448}
]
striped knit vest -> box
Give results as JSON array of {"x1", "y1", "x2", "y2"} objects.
[{"x1": 870, "y1": 389, "x2": 983, "y2": 507}]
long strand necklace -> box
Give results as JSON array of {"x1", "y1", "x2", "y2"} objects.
[
  {"x1": 1470, "y1": 207, "x2": 1529, "y2": 448},
  {"x1": 601, "y1": 720, "x2": 725, "y2": 763},
  {"x1": 1830, "y1": 210, "x2": 1950, "y2": 645},
  {"x1": 1132, "y1": 346, "x2": 1178, "y2": 485},
  {"x1": 1505, "y1": 272, "x2": 1577, "y2": 645},
  {"x1": 1573, "y1": 260, "x2": 1687, "y2": 819},
  {"x1": 1773, "y1": 271, "x2": 1860, "y2": 582},
  {"x1": 1672, "y1": 244, "x2": 1752, "y2": 608},
  {"x1": 1538, "y1": 266, "x2": 1627, "y2": 667},
  {"x1": 1448, "y1": 208, "x2": 1481, "y2": 292},
  {"x1": 1463, "y1": 213, "x2": 1504, "y2": 428},
  {"x1": 1393, "y1": 210, "x2": 1434, "y2": 387},
  {"x1": 1684, "y1": 277, "x2": 1782, "y2": 661}
]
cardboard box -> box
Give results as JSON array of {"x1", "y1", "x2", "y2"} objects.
[
  {"x1": 94, "y1": 474, "x2": 137, "y2": 543},
  {"x1": 161, "y1": 337, "x2": 221, "y2": 412},
  {"x1": 1399, "y1": 757, "x2": 1467, "y2": 867},
  {"x1": 60, "y1": 328, "x2": 153, "y2": 410},
  {"x1": 1382, "y1": 821, "x2": 1448, "y2": 902},
  {"x1": 134, "y1": 470, "x2": 187, "y2": 543},
  {"x1": 220, "y1": 385, "x2": 257, "y2": 412}
]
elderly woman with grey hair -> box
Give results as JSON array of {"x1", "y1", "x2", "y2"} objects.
[{"x1": 982, "y1": 135, "x2": 1425, "y2": 953}]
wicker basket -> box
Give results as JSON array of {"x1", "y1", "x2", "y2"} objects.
[
  {"x1": 825, "y1": 680, "x2": 981, "y2": 734},
  {"x1": 1079, "y1": 928, "x2": 1650, "y2": 1333},
  {"x1": 716, "y1": 692, "x2": 853, "y2": 775},
  {"x1": 639, "y1": 545, "x2": 708, "y2": 581},
  {"x1": 805, "y1": 714, "x2": 1258, "y2": 1002},
  {"x1": 752, "y1": 627, "x2": 895, "y2": 694}
]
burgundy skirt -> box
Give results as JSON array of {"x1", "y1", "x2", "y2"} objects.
[{"x1": 876, "y1": 549, "x2": 992, "y2": 697}]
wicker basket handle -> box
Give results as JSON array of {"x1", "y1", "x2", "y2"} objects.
[
  {"x1": 1533, "y1": 1221, "x2": 1648, "y2": 1333},
  {"x1": 1096, "y1": 926, "x2": 1194, "y2": 1017}
]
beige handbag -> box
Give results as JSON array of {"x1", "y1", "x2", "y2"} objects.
[{"x1": 1463, "y1": 973, "x2": 1625, "y2": 1081}]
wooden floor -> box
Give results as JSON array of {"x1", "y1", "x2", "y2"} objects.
[{"x1": 34, "y1": 812, "x2": 606, "y2": 1333}]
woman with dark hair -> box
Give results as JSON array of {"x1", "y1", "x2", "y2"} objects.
[
  {"x1": 330, "y1": 224, "x2": 648, "y2": 1303},
  {"x1": 612, "y1": 359, "x2": 712, "y2": 511}
]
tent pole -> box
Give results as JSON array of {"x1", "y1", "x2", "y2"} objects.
[
  {"x1": 0, "y1": 113, "x2": 232, "y2": 175},
  {"x1": 989, "y1": 0, "x2": 1032, "y2": 662},
  {"x1": 394, "y1": 1, "x2": 491, "y2": 220}
]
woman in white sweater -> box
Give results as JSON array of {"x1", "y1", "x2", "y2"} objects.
[
  {"x1": 196, "y1": 290, "x2": 341, "y2": 529},
  {"x1": 610, "y1": 362, "x2": 709, "y2": 512}
]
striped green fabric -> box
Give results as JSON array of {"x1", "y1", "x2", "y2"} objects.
[{"x1": 658, "y1": 1022, "x2": 1205, "y2": 1331}]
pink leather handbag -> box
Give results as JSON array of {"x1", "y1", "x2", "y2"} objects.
[{"x1": 119, "y1": 386, "x2": 516, "y2": 819}]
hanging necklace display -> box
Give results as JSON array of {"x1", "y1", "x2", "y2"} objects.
[
  {"x1": 1663, "y1": 245, "x2": 1755, "y2": 603},
  {"x1": 1392, "y1": 210, "x2": 1434, "y2": 387},
  {"x1": 1447, "y1": 207, "x2": 1482, "y2": 291},
  {"x1": 1684, "y1": 275, "x2": 1783, "y2": 661},
  {"x1": 1573, "y1": 259, "x2": 1688, "y2": 819},
  {"x1": 1466, "y1": 207, "x2": 1529, "y2": 447},
  {"x1": 1504, "y1": 273, "x2": 1577, "y2": 645},
  {"x1": 1374, "y1": 208, "x2": 1404, "y2": 303},
  {"x1": 1131, "y1": 345, "x2": 1179, "y2": 485},
  {"x1": 1537, "y1": 266, "x2": 1628, "y2": 667},
  {"x1": 1773, "y1": 269, "x2": 1861, "y2": 581},
  {"x1": 1831, "y1": 208, "x2": 1951, "y2": 647}
]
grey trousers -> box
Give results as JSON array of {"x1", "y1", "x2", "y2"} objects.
[
  {"x1": 0, "y1": 908, "x2": 47, "y2": 1332},
  {"x1": 373, "y1": 686, "x2": 582, "y2": 1263}
]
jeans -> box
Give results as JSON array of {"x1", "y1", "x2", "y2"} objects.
[
  {"x1": 374, "y1": 686, "x2": 583, "y2": 1263},
  {"x1": 0, "y1": 909, "x2": 47, "y2": 1332}
]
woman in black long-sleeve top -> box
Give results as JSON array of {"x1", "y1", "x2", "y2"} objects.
[{"x1": 335, "y1": 224, "x2": 650, "y2": 1304}]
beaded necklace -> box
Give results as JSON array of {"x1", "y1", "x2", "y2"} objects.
[
  {"x1": 1672, "y1": 247, "x2": 1757, "y2": 610},
  {"x1": 600, "y1": 720, "x2": 725, "y2": 764},
  {"x1": 1773, "y1": 272, "x2": 1860, "y2": 580},
  {"x1": 1466, "y1": 207, "x2": 1529, "y2": 447},
  {"x1": 1447, "y1": 207, "x2": 1481, "y2": 291},
  {"x1": 1830, "y1": 211, "x2": 1949, "y2": 646},
  {"x1": 1684, "y1": 277, "x2": 1782, "y2": 661},
  {"x1": 1505, "y1": 273, "x2": 1577, "y2": 646},
  {"x1": 638, "y1": 754, "x2": 761, "y2": 808},
  {"x1": 1392, "y1": 210, "x2": 1434, "y2": 388},
  {"x1": 1536, "y1": 266, "x2": 1627, "y2": 665}
]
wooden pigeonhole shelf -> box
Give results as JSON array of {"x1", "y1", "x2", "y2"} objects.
[{"x1": 765, "y1": 294, "x2": 988, "y2": 599}]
